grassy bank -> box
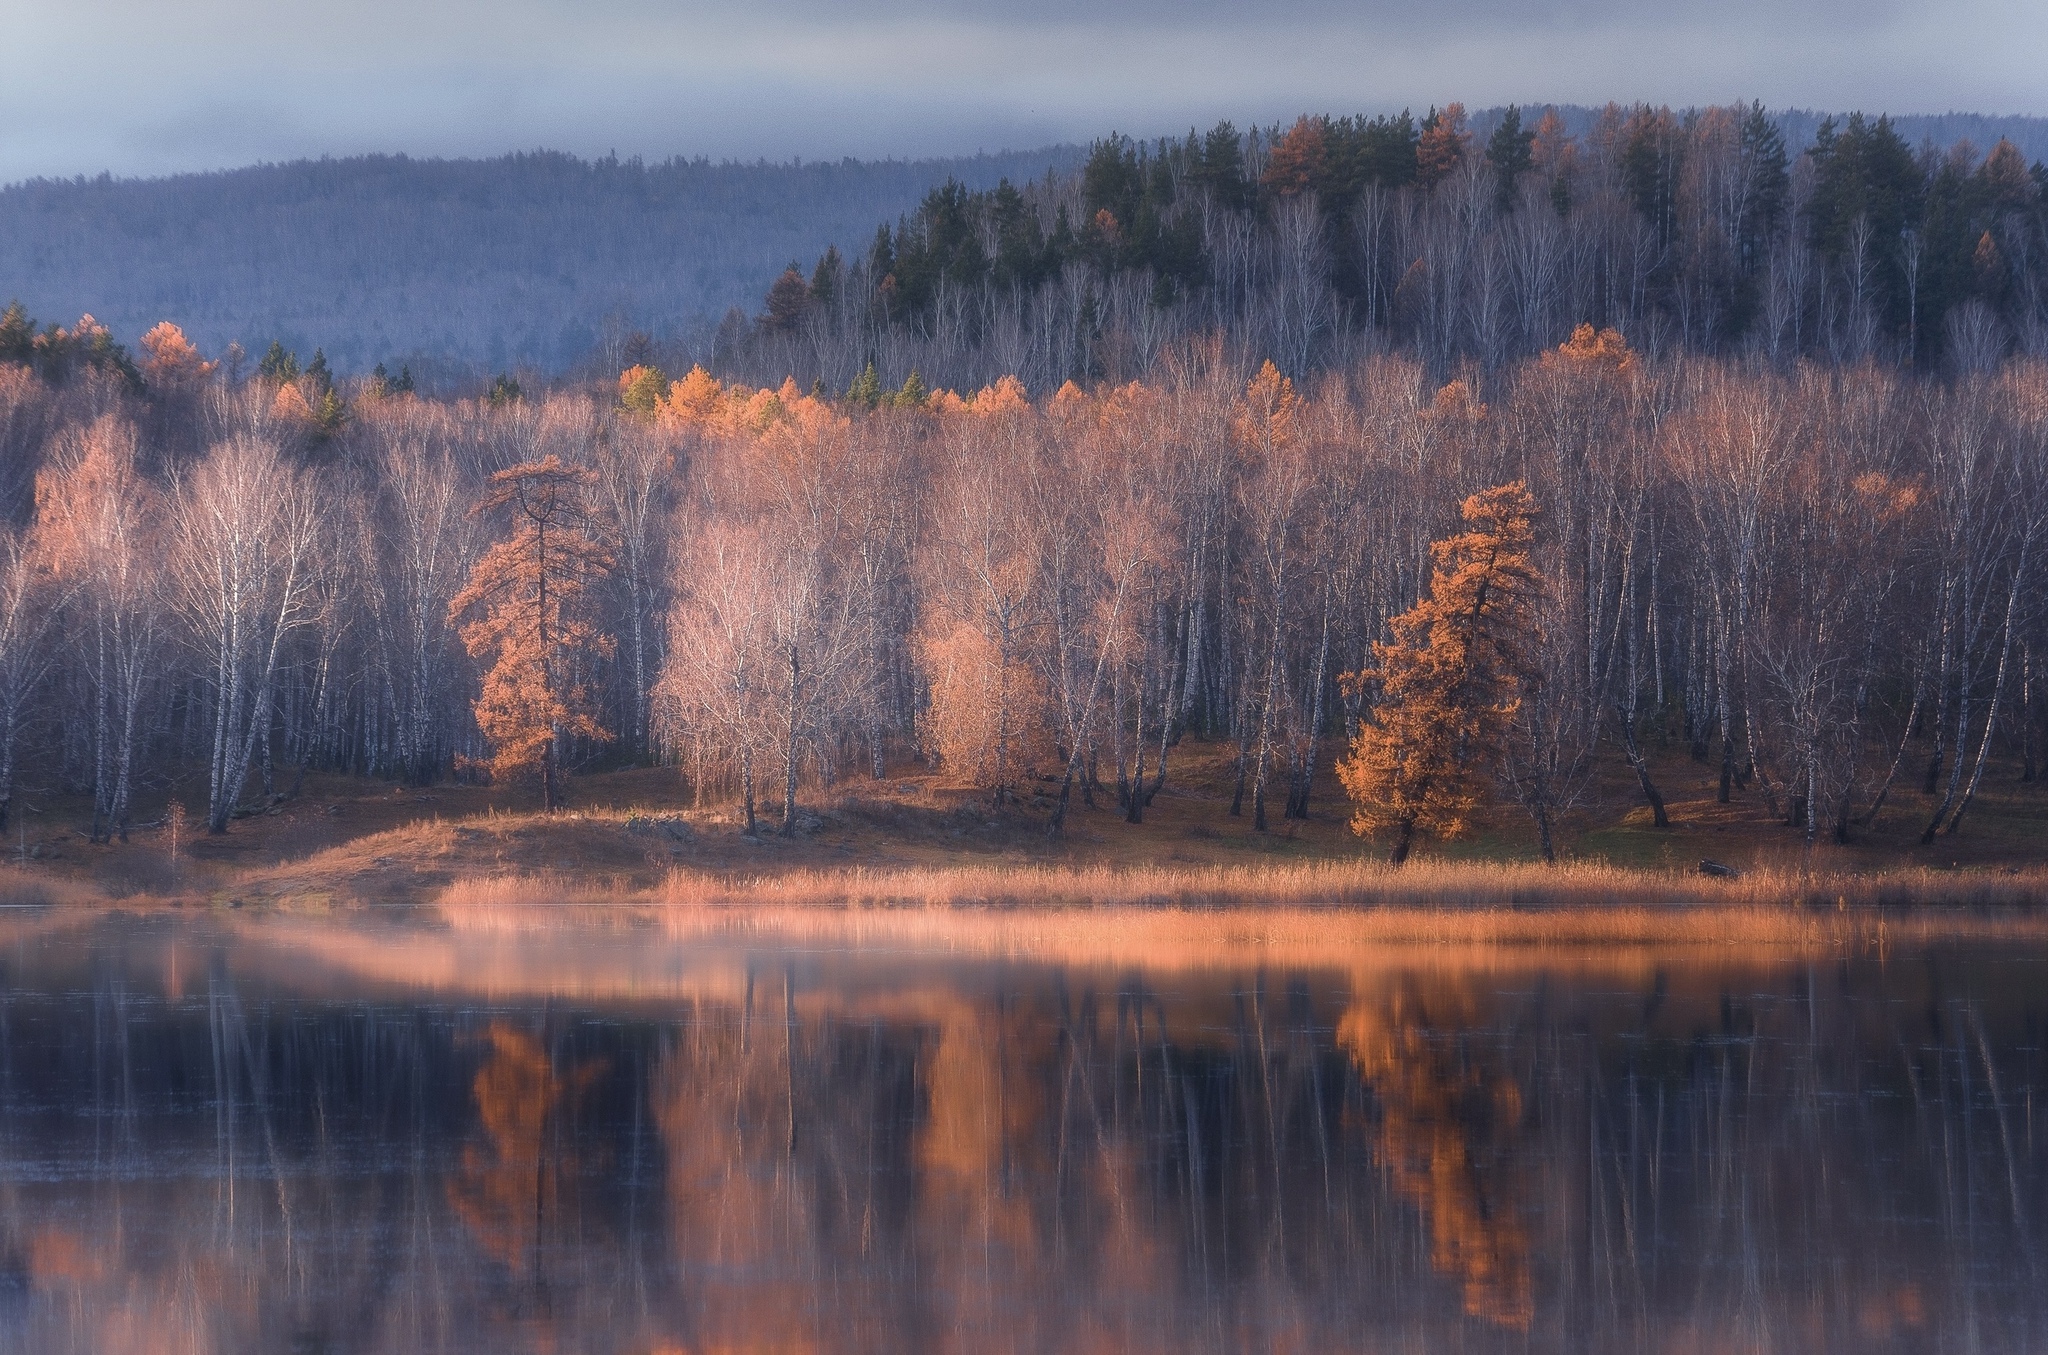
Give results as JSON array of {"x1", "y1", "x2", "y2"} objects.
[
  {"x1": 418, "y1": 858, "x2": 2048, "y2": 949},
  {"x1": 5, "y1": 739, "x2": 2044, "y2": 927},
  {"x1": 441, "y1": 856, "x2": 2048, "y2": 914}
]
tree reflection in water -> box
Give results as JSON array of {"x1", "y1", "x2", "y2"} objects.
[
  {"x1": 449, "y1": 1024, "x2": 608, "y2": 1300},
  {"x1": 1340, "y1": 985, "x2": 1532, "y2": 1329},
  {"x1": 0, "y1": 916, "x2": 2043, "y2": 1352}
]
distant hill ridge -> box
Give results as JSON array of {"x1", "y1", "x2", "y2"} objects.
[
  {"x1": 3, "y1": 107, "x2": 2042, "y2": 376},
  {"x1": 0, "y1": 147, "x2": 1089, "y2": 376}
]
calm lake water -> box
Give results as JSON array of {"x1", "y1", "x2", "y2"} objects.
[{"x1": 2, "y1": 911, "x2": 2046, "y2": 1353}]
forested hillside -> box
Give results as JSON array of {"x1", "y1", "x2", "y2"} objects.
[
  {"x1": 731, "y1": 104, "x2": 2048, "y2": 392},
  {"x1": 4, "y1": 106, "x2": 2045, "y2": 383},
  {"x1": 0, "y1": 147, "x2": 1083, "y2": 377}
]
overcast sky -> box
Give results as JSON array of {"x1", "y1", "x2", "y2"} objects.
[{"x1": 3, "y1": 0, "x2": 2043, "y2": 183}]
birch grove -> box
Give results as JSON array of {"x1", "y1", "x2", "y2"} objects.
[{"x1": 0, "y1": 325, "x2": 2041, "y2": 849}]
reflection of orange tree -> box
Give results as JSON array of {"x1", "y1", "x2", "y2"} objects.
[
  {"x1": 448, "y1": 1024, "x2": 605, "y2": 1283},
  {"x1": 654, "y1": 992, "x2": 867, "y2": 1354},
  {"x1": 1339, "y1": 987, "x2": 1532, "y2": 1330},
  {"x1": 919, "y1": 994, "x2": 1181, "y2": 1354},
  {"x1": 656, "y1": 1010, "x2": 793, "y2": 1276},
  {"x1": 652, "y1": 988, "x2": 1073, "y2": 1354},
  {"x1": 916, "y1": 997, "x2": 1053, "y2": 1262}
]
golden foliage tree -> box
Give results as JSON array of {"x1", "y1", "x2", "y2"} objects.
[
  {"x1": 917, "y1": 620, "x2": 1055, "y2": 794},
  {"x1": 916, "y1": 374, "x2": 1048, "y2": 806},
  {"x1": 1231, "y1": 360, "x2": 1308, "y2": 830},
  {"x1": 138, "y1": 321, "x2": 215, "y2": 391},
  {"x1": 450, "y1": 456, "x2": 614, "y2": 809},
  {"x1": 34, "y1": 414, "x2": 162, "y2": 842},
  {"x1": 1415, "y1": 103, "x2": 1470, "y2": 188},
  {"x1": 269, "y1": 379, "x2": 315, "y2": 426},
  {"x1": 1337, "y1": 483, "x2": 1542, "y2": 864},
  {"x1": 1545, "y1": 322, "x2": 1633, "y2": 372},
  {"x1": 659, "y1": 365, "x2": 725, "y2": 426},
  {"x1": 1261, "y1": 116, "x2": 1327, "y2": 198}
]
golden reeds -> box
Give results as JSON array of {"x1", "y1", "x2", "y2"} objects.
[
  {"x1": 439, "y1": 856, "x2": 2048, "y2": 910},
  {"x1": 427, "y1": 858, "x2": 2048, "y2": 957}
]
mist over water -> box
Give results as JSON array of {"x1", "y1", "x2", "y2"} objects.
[{"x1": 2, "y1": 912, "x2": 2045, "y2": 1352}]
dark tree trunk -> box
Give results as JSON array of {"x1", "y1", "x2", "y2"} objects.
[
  {"x1": 1388, "y1": 817, "x2": 1415, "y2": 866},
  {"x1": 1619, "y1": 719, "x2": 1669, "y2": 828}
]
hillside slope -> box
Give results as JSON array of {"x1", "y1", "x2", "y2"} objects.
[
  {"x1": 0, "y1": 147, "x2": 1082, "y2": 375},
  {"x1": 7, "y1": 107, "x2": 2045, "y2": 380}
]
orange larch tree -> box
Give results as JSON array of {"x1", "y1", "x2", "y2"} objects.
[
  {"x1": 1261, "y1": 116, "x2": 1328, "y2": 198},
  {"x1": 450, "y1": 456, "x2": 615, "y2": 809},
  {"x1": 1415, "y1": 103, "x2": 1470, "y2": 188},
  {"x1": 1337, "y1": 483, "x2": 1542, "y2": 864},
  {"x1": 138, "y1": 321, "x2": 216, "y2": 392}
]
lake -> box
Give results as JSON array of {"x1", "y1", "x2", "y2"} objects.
[{"x1": 2, "y1": 909, "x2": 2044, "y2": 1352}]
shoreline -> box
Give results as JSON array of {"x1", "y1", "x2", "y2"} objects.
[
  {"x1": 441, "y1": 856, "x2": 2048, "y2": 912},
  {"x1": 260, "y1": 858, "x2": 2048, "y2": 952},
  {"x1": 418, "y1": 860, "x2": 2048, "y2": 955},
  {"x1": 16, "y1": 854, "x2": 2048, "y2": 956}
]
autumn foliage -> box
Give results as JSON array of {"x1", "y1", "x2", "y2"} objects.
[
  {"x1": 137, "y1": 322, "x2": 215, "y2": 390},
  {"x1": 1338, "y1": 484, "x2": 1543, "y2": 864},
  {"x1": 918, "y1": 621, "x2": 1057, "y2": 792},
  {"x1": 2, "y1": 296, "x2": 2046, "y2": 867},
  {"x1": 450, "y1": 456, "x2": 614, "y2": 808},
  {"x1": 618, "y1": 363, "x2": 668, "y2": 415}
]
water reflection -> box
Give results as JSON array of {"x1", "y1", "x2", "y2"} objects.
[{"x1": 1, "y1": 913, "x2": 2045, "y2": 1352}]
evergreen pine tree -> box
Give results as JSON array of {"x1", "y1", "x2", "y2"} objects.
[
  {"x1": 845, "y1": 362, "x2": 882, "y2": 410},
  {"x1": 314, "y1": 387, "x2": 347, "y2": 436},
  {"x1": 1486, "y1": 106, "x2": 1534, "y2": 212},
  {"x1": 809, "y1": 245, "x2": 844, "y2": 309},
  {"x1": 616, "y1": 365, "x2": 666, "y2": 415},
  {"x1": 1737, "y1": 102, "x2": 1790, "y2": 270},
  {"x1": 258, "y1": 341, "x2": 299, "y2": 383},
  {"x1": 1804, "y1": 113, "x2": 1924, "y2": 335},
  {"x1": 761, "y1": 265, "x2": 813, "y2": 332},
  {"x1": 0, "y1": 302, "x2": 34, "y2": 367}
]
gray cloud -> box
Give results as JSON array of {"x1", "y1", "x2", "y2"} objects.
[{"x1": 3, "y1": 0, "x2": 2042, "y2": 182}]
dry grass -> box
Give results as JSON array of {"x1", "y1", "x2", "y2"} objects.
[
  {"x1": 428, "y1": 858, "x2": 2048, "y2": 958},
  {"x1": 448, "y1": 856, "x2": 2048, "y2": 911},
  {"x1": 11, "y1": 737, "x2": 2040, "y2": 940},
  {"x1": 0, "y1": 867, "x2": 106, "y2": 909}
]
